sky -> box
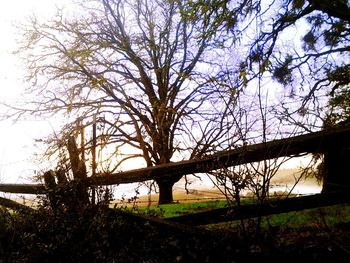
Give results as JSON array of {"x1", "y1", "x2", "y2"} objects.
[
  {"x1": 0, "y1": 1, "x2": 317, "y2": 201},
  {"x1": 0, "y1": 0, "x2": 71, "y2": 184}
]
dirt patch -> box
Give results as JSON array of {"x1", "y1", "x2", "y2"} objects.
[{"x1": 112, "y1": 189, "x2": 226, "y2": 207}]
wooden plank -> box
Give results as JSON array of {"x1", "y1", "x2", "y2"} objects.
[
  {"x1": 0, "y1": 184, "x2": 46, "y2": 194},
  {"x1": 166, "y1": 191, "x2": 350, "y2": 226},
  {"x1": 88, "y1": 125, "x2": 350, "y2": 186}
]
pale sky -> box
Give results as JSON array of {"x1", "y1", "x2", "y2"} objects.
[{"x1": 0, "y1": 0, "x2": 71, "y2": 184}]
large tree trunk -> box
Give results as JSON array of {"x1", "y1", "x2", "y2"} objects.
[
  {"x1": 322, "y1": 136, "x2": 350, "y2": 193},
  {"x1": 156, "y1": 175, "x2": 182, "y2": 205}
]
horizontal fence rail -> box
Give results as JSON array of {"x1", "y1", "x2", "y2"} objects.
[
  {"x1": 166, "y1": 191, "x2": 350, "y2": 226},
  {"x1": 1, "y1": 125, "x2": 350, "y2": 195},
  {"x1": 0, "y1": 184, "x2": 46, "y2": 194}
]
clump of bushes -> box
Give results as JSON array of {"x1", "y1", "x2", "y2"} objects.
[
  {"x1": 0, "y1": 202, "x2": 121, "y2": 262},
  {"x1": 0, "y1": 194, "x2": 241, "y2": 262},
  {"x1": 2, "y1": 186, "x2": 349, "y2": 262}
]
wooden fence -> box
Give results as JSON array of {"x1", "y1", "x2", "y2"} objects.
[{"x1": 1, "y1": 125, "x2": 350, "y2": 195}]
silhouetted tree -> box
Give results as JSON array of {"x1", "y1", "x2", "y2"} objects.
[
  {"x1": 9, "y1": 0, "x2": 239, "y2": 204},
  {"x1": 205, "y1": 0, "x2": 350, "y2": 192}
]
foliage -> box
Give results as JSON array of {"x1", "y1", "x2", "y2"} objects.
[
  {"x1": 0, "y1": 206, "x2": 123, "y2": 262},
  {"x1": 190, "y1": 0, "x2": 350, "y2": 132},
  {"x1": 1, "y1": 194, "x2": 350, "y2": 262},
  {"x1": 247, "y1": 0, "x2": 350, "y2": 93},
  {"x1": 0, "y1": 199, "x2": 245, "y2": 262},
  {"x1": 326, "y1": 65, "x2": 350, "y2": 123}
]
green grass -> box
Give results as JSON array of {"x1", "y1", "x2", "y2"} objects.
[
  {"x1": 206, "y1": 203, "x2": 350, "y2": 232},
  {"x1": 135, "y1": 199, "x2": 229, "y2": 218},
  {"x1": 129, "y1": 197, "x2": 259, "y2": 218},
  {"x1": 128, "y1": 198, "x2": 350, "y2": 230},
  {"x1": 262, "y1": 203, "x2": 350, "y2": 228}
]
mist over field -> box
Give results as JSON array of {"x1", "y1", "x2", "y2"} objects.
[{"x1": 111, "y1": 167, "x2": 322, "y2": 205}]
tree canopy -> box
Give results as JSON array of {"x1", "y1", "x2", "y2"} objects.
[
  {"x1": 10, "y1": 0, "x2": 243, "y2": 204},
  {"x1": 4, "y1": 0, "x2": 350, "y2": 203},
  {"x1": 241, "y1": 0, "x2": 349, "y2": 129}
]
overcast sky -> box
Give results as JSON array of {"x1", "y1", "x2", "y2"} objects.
[{"x1": 0, "y1": 0, "x2": 71, "y2": 184}]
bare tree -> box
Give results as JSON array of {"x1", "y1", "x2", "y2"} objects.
[
  {"x1": 7, "y1": 0, "x2": 239, "y2": 204},
  {"x1": 209, "y1": 74, "x2": 297, "y2": 237}
]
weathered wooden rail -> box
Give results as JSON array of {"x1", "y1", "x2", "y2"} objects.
[
  {"x1": 1, "y1": 125, "x2": 350, "y2": 194},
  {"x1": 167, "y1": 191, "x2": 350, "y2": 225}
]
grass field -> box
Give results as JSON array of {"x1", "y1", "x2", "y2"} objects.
[
  {"x1": 120, "y1": 194, "x2": 350, "y2": 231},
  {"x1": 135, "y1": 199, "x2": 229, "y2": 218},
  {"x1": 209, "y1": 203, "x2": 350, "y2": 231}
]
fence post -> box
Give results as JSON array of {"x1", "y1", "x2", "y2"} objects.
[
  {"x1": 91, "y1": 115, "x2": 97, "y2": 204},
  {"x1": 43, "y1": 170, "x2": 58, "y2": 211},
  {"x1": 67, "y1": 136, "x2": 90, "y2": 208}
]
